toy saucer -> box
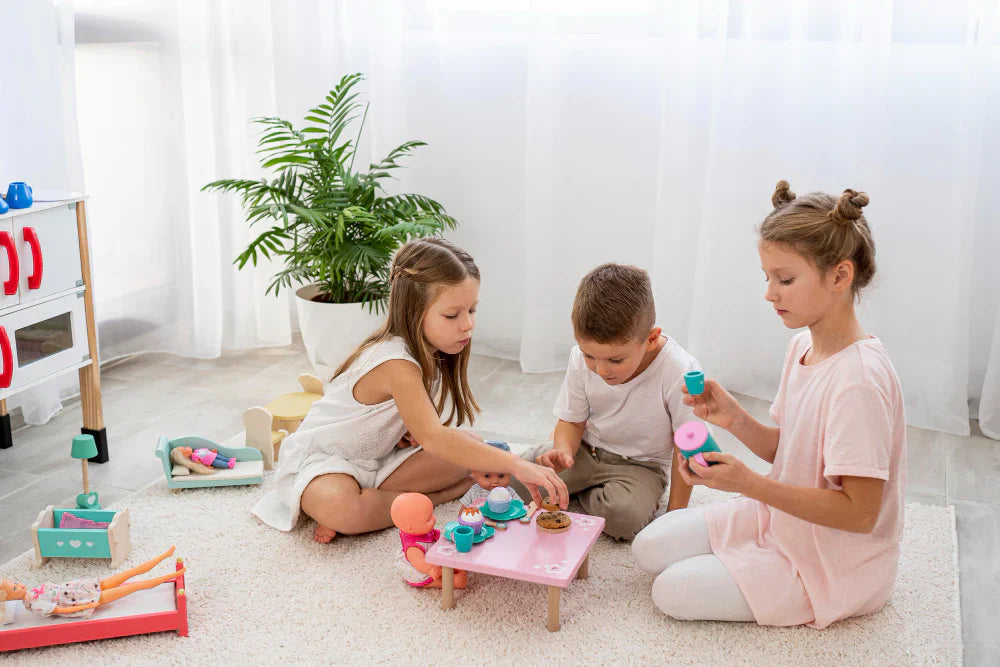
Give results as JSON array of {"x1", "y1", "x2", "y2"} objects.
[
  {"x1": 443, "y1": 521, "x2": 495, "y2": 544},
  {"x1": 480, "y1": 498, "x2": 526, "y2": 521}
]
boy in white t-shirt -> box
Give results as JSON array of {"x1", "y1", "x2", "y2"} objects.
[{"x1": 520, "y1": 263, "x2": 700, "y2": 540}]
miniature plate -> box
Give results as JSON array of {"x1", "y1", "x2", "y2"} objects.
[
  {"x1": 480, "y1": 498, "x2": 526, "y2": 521},
  {"x1": 443, "y1": 521, "x2": 495, "y2": 544}
]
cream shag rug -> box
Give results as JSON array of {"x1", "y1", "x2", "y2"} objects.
[{"x1": 1, "y1": 448, "x2": 961, "y2": 665}]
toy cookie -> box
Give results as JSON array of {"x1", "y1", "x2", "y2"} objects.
[
  {"x1": 536, "y1": 511, "x2": 572, "y2": 534},
  {"x1": 541, "y1": 496, "x2": 561, "y2": 511}
]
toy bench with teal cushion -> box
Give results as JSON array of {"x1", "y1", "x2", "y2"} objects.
[{"x1": 155, "y1": 435, "x2": 270, "y2": 490}]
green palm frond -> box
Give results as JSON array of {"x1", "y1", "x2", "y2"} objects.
[{"x1": 201, "y1": 73, "x2": 458, "y2": 310}]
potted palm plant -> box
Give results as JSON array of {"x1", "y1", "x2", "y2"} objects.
[{"x1": 203, "y1": 73, "x2": 458, "y2": 377}]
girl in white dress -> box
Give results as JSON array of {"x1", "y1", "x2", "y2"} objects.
[{"x1": 252, "y1": 238, "x2": 567, "y2": 542}]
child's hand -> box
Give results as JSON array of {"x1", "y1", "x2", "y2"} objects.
[
  {"x1": 677, "y1": 451, "x2": 754, "y2": 494},
  {"x1": 537, "y1": 448, "x2": 575, "y2": 473},
  {"x1": 512, "y1": 458, "x2": 570, "y2": 509},
  {"x1": 681, "y1": 379, "x2": 743, "y2": 431}
]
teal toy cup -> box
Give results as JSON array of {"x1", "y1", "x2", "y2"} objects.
[
  {"x1": 674, "y1": 420, "x2": 721, "y2": 467},
  {"x1": 684, "y1": 370, "x2": 705, "y2": 395},
  {"x1": 453, "y1": 525, "x2": 474, "y2": 552}
]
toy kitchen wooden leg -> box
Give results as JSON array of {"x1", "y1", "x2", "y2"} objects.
[
  {"x1": 77, "y1": 201, "x2": 108, "y2": 463},
  {"x1": 0, "y1": 400, "x2": 11, "y2": 450},
  {"x1": 547, "y1": 586, "x2": 560, "y2": 632},
  {"x1": 441, "y1": 567, "x2": 455, "y2": 610}
]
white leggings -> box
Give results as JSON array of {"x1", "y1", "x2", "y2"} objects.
[{"x1": 632, "y1": 506, "x2": 756, "y2": 622}]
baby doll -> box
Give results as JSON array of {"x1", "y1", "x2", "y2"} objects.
[
  {"x1": 390, "y1": 493, "x2": 466, "y2": 589},
  {"x1": 190, "y1": 447, "x2": 236, "y2": 469},
  {"x1": 0, "y1": 546, "x2": 184, "y2": 620},
  {"x1": 458, "y1": 440, "x2": 524, "y2": 509}
]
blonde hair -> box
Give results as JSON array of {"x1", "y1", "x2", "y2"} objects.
[
  {"x1": 571, "y1": 263, "x2": 656, "y2": 344},
  {"x1": 333, "y1": 237, "x2": 481, "y2": 426},
  {"x1": 760, "y1": 180, "x2": 876, "y2": 298}
]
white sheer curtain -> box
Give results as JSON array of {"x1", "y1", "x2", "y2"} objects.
[
  {"x1": 0, "y1": 0, "x2": 82, "y2": 423},
  {"x1": 63, "y1": 0, "x2": 999, "y2": 438}
]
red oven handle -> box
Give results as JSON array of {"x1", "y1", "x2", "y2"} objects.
[
  {"x1": 0, "y1": 231, "x2": 18, "y2": 296},
  {"x1": 23, "y1": 227, "x2": 42, "y2": 290},
  {"x1": 0, "y1": 326, "x2": 12, "y2": 388}
]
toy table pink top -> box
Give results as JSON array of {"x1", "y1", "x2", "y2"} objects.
[{"x1": 425, "y1": 511, "x2": 605, "y2": 587}]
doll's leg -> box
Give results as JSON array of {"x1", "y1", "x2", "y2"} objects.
[
  {"x1": 100, "y1": 545, "x2": 176, "y2": 589},
  {"x1": 96, "y1": 568, "x2": 187, "y2": 607}
]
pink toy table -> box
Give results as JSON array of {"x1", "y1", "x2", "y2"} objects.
[{"x1": 425, "y1": 511, "x2": 604, "y2": 632}]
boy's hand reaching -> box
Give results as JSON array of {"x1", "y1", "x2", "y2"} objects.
[
  {"x1": 512, "y1": 458, "x2": 570, "y2": 509},
  {"x1": 537, "y1": 448, "x2": 575, "y2": 473},
  {"x1": 681, "y1": 379, "x2": 743, "y2": 431}
]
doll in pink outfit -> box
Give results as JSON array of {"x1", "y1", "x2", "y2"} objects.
[
  {"x1": 390, "y1": 493, "x2": 466, "y2": 589},
  {"x1": 190, "y1": 447, "x2": 236, "y2": 469},
  {"x1": 633, "y1": 181, "x2": 906, "y2": 629}
]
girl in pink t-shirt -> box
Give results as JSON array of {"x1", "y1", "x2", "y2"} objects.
[{"x1": 633, "y1": 180, "x2": 906, "y2": 629}]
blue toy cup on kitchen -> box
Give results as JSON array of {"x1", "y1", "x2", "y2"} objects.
[
  {"x1": 453, "y1": 525, "x2": 474, "y2": 552},
  {"x1": 5, "y1": 182, "x2": 32, "y2": 209},
  {"x1": 684, "y1": 370, "x2": 705, "y2": 395},
  {"x1": 0, "y1": 195, "x2": 7, "y2": 214}
]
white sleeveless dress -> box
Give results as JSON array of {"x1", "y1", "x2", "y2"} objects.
[{"x1": 252, "y1": 337, "x2": 437, "y2": 531}]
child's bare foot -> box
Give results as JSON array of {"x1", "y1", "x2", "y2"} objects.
[{"x1": 313, "y1": 524, "x2": 337, "y2": 543}]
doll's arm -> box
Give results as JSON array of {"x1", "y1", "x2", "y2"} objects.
[
  {"x1": 405, "y1": 546, "x2": 441, "y2": 579},
  {"x1": 51, "y1": 600, "x2": 100, "y2": 614}
]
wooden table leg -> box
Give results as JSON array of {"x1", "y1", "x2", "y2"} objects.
[
  {"x1": 577, "y1": 554, "x2": 589, "y2": 580},
  {"x1": 441, "y1": 567, "x2": 455, "y2": 610},
  {"x1": 547, "y1": 585, "x2": 560, "y2": 632}
]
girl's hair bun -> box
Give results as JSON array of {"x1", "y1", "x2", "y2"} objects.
[
  {"x1": 831, "y1": 189, "x2": 870, "y2": 223},
  {"x1": 772, "y1": 180, "x2": 796, "y2": 208}
]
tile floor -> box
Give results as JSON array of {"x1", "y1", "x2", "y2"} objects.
[{"x1": 0, "y1": 338, "x2": 995, "y2": 664}]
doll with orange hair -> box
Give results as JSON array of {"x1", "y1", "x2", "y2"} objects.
[{"x1": 391, "y1": 493, "x2": 466, "y2": 588}]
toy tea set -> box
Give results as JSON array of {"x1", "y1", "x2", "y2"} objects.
[{"x1": 675, "y1": 370, "x2": 722, "y2": 466}]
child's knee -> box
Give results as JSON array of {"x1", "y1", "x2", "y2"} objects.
[
  {"x1": 631, "y1": 528, "x2": 662, "y2": 573},
  {"x1": 650, "y1": 567, "x2": 691, "y2": 619},
  {"x1": 601, "y1": 502, "x2": 654, "y2": 541}
]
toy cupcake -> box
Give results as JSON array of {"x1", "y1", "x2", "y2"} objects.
[
  {"x1": 487, "y1": 486, "x2": 512, "y2": 513},
  {"x1": 458, "y1": 505, "x2": 485, "y2": 535}
]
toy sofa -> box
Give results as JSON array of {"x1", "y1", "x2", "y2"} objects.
[{"x1": 155, "y1": 435, "x2": 272, "y2": 490}]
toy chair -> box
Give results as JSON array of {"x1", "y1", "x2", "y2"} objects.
[
  {"x1": 245, "y1": 373, "x2": 323, "y2": 462},
  {"x1": 155, "y1": 435, "x2": 272, "y2": 490}
]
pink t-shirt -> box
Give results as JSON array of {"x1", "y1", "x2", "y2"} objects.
[{"x1": 705, "y1": 331, "x2": 906, "y2": 629}]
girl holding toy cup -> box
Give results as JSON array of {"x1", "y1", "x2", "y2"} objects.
[{"x1": 632, "y1": 181, "x2": 906, "y2": 628}]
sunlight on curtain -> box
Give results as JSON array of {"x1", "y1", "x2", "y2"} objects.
[{"x1": 66, "y1": 0, "x2": 1000, "y2": 437}]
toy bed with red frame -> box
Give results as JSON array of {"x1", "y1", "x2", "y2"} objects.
[{"x1": 0, "y1": 558, "x2": 188, "y2": 652}]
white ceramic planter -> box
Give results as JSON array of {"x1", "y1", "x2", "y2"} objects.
[{"x1": 294, "y1": 284, "x2": 385, "y2": 379}]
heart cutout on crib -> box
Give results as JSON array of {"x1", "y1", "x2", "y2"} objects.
[
  {"x1": 75, "y1": 492, "x2": 101, "y2": 509},
  {"x1": 56, "y1": 541, "x2": 64, "y2": 546},
  {"x1": 86, "y1": 541, "x2": 94, "y2": 547},
  {"x1": 69, "y1": 540, "x2": 82, "y2": 548}
]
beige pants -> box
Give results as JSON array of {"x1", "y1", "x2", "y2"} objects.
[{"x1": 512, "y1": 443, "x2": 667, "y2": 541}]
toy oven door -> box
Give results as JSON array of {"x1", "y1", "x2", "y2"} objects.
[{"x1": 0, "y1": 289, "x2": 90, "y2": 399}]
